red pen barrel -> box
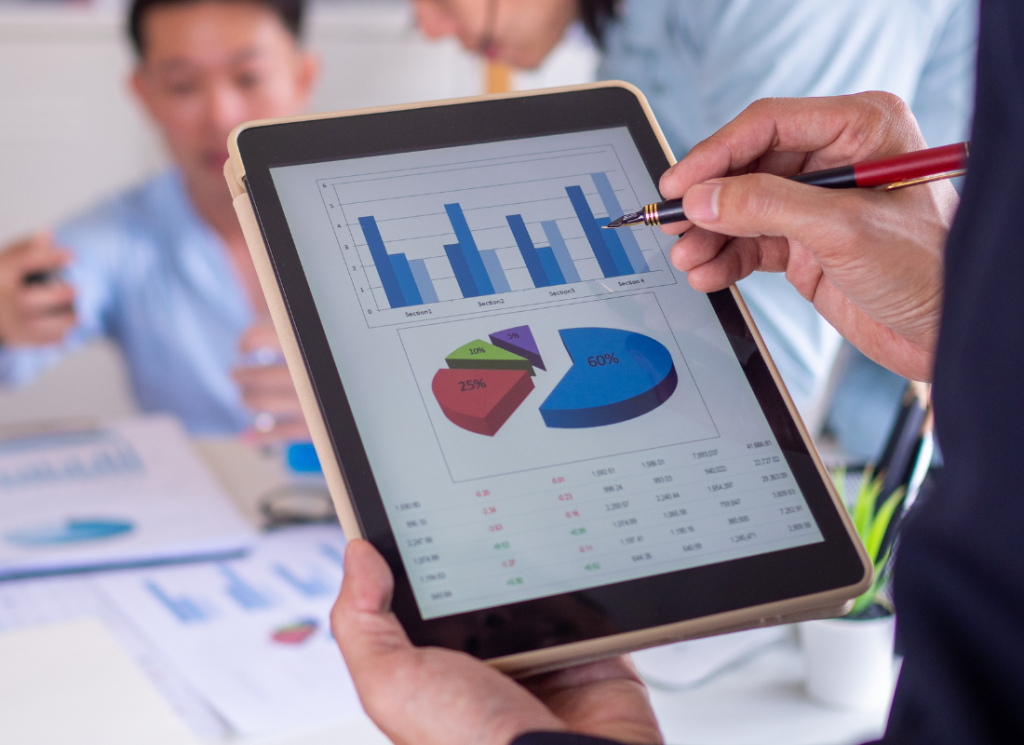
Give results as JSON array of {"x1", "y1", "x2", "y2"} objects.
[{"x1": 853, "y1": 142, "x2": 969, "y2": 187}]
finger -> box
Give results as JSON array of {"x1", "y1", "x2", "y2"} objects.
[
  {"x1": 659, "y1": 92, "x2": 923, "y2": 200},
  {"x1": 668, "y1": 228, "x2": 727, "y2": 272},
  {"x1": 659, "y1": 220, "x2": 693, "y2": 236},
  {"x1": 239, "y1": 324, "x2": 282, "y2": 352},
  {"x1": 331, "y1": 540, "x2": 411, "y2": 671},
  {"x1": 9, "y1": 312, "x2": 77, "y2": 345},
  {"x1": 526, "y1": 655, "x2": 644, "y2": 694},
  {"x1": 684, "y1": 237, "x2": 767, "y2": 293},
  {"x1": 232, "y1": 364, "x2": 295, "y2": 390},
  {"x1": 682, "y1": 173, "x2": 875, "y2": 254},
  {"x1": 17, "y1": 231, "x2": 73, "y2": 272},
  {"x1": 242, "y1": 418, "x2": 310, "y2": 445},
  {"x1": 525, "y1": 656, "x2": 661, "y2": 745},
  {"x1": 239, "y1": 390, "x2": 304, "y2": 417},
  {"x1": 16, "y1": 283, "x2": 75, "y2": 313}
]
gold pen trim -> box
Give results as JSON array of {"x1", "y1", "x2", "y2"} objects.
[{"x1": 883, "y1": 169, "x2": 967, "y2": 191}]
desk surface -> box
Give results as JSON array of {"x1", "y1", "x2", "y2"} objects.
[{"x1": 189, "y1": 439, "x2": 889, "y2": 745}]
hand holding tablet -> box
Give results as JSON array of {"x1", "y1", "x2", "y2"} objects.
[{"x1": 226, "y1": 82, "x2": 870, "y2": 675}]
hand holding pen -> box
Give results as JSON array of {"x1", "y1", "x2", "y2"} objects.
[
  {"x1": 606, "y1": 142, "x2": 968, "y2": 228},
  {"x1": 0, "y1": 231, "x2": 75, "y2": 347},
  {"x1": 654, "y1": 93, "x2": 957, "y2": 383}
]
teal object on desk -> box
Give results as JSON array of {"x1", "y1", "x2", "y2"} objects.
[
  {"x1": 286, "y1": 443, "x2": 321, "y2": 473},
  {"x1": 6, "y1": 519, "x2": 134, "y2": 546}
]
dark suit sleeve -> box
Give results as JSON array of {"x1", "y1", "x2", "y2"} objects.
[
  {"x1": 879, "y1": 0, "x2": 1024, "y2": 742},
  {"x1": 511, "y1": 733, "x2": 632, "y2": 745}
]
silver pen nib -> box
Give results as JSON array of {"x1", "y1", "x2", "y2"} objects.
[{"x1": 603, "y1": 210, "x2": 643, "y2": 228}]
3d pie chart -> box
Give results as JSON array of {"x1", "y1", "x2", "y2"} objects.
[
  {"x1": 431, "y1": 325, "x2": 676, "y2": 436},
  {"x1": 539, "y1": 328, "x2": 678, "y2": 428}
]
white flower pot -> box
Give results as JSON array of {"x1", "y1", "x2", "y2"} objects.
[{"x1": 799, "y1": 614, "x2": 896, "y2": 709}]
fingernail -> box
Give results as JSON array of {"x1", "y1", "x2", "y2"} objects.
[{"x1": 685, "y1": 181, "x2": 722, "y2": 223}]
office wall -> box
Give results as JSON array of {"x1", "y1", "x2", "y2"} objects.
[{"x1": 0, "y1": 0, "x2": 597, "y2": 426}]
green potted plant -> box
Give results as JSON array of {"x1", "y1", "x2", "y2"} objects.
[{"x1": 800, "y1": 467, "x2": 904, "y2": 709}]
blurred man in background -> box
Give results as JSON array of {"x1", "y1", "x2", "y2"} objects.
[{"x1": 0, "y1": 0, "x2": 317, "y2": 441}]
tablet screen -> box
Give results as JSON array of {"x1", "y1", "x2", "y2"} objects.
[{"x1": 269, "y1": 126, "x2": 825, "y2": 620}]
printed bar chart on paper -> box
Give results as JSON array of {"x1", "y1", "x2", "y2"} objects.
[{"x1": 319, "y1": 143, "x2": 677, "y2": 326}]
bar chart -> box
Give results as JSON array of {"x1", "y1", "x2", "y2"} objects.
[{"x1": 319, "y1": 142, "x2": 677, "y2": 327}]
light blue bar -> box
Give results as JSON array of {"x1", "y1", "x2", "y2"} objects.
[
  {"x1": 389, "y1": 254, "x2": 423, "y2": 306},
  {"x1": 480, "y1": 250, "x2": 511, "y2": 293},
  {"x1": 590, "y1": 171, "x2": 625, "y2": 216},
  {"x1": 221, "y1": 565, "x2": 271, "y2": 610},
  {"x1": 540, "y1": 221, "x2": 581, "y2": 283},
  {"x1": 591, "y1": 172, "x2": 649, "y2": 274},
  {"x1": 146, "y1": 581, "x2": 205, "y2": 623},
  {"x1": 275, "y1": 564, "x2": 331, "y2": 597},
  {"x1": 615, "y1": 225, "x2": 650, "y2": 274},
  {"x1": 408, "y1": 259, "x2": 438, "y2": 304}
]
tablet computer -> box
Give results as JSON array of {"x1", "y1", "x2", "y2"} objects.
[{"x1": 225, "y1": 82, "x2": 871, "y2": 675}]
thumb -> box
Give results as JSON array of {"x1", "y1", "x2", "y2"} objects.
[
  {"x1": 331, "y1": 539, "x2": 411, "y2": 669},
  {"x1": 683, "y1": 173, "x2": 858, "y2": 250}
]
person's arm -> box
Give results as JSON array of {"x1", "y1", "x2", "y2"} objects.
[
  {"x1": 0, "y1": 231, "x2": 78, "y2": 385},
  {"x1": 0, "y1": 219, "x2": 118, "y2": 387},
  {"x1": 330, "y1": 539, "x2": 662, "y2": 745},
  {"x1": 232, "y1": 322, "x2": 311, "y2": 443},
  {"x1": 659, "y1": 91, "x2": 956, "y2": 382}
]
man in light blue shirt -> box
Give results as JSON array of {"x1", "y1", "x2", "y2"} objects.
[
  {"x1": 413, "y1": 0, "x2": 977, "y2": 452},
  {"x1": 0, "y1": 0, "x2": 319, "y2": 438}
]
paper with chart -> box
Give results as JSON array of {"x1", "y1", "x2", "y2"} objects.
[
  {"x1": 271, "y1": 126, "x2": 825, "y2": 620},
  {"x1": 0, "y1": 416, "x2": 254, "y2": 579},
  {"x1": 95, "y1": 526, "x2": 361, "y2": 737}
]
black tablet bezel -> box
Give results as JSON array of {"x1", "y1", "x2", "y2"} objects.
[{"x1": 237, "y1": 86, "x2": 865, "y2": 658}]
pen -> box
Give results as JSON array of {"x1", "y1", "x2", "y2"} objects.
[{"x1": 604, "y1": 141, "x2": 969, "y2": 228}]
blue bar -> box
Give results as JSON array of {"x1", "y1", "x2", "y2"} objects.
[
  {"x1": 540, "y1": 221, "x2": 581, "y2": 283},
  {"x1": 221, "y1": 565, "x2": 271, "y2": 610},
  {"x1": 565, "y1": 186, "x2": 623, "y2": 278},
  {"x1": 358, "y1": 216, "x2": 406, "y2": 308},
  {"x1": 480, "y1": 250, "x2": 511, "y2": 293},
  {"x1": 506, "y1": 215, "x2": 550, "y2": 288},
  {"x1": 389, "y1": 254, "x2": 423, "y2": 306},
  {"x1": 444, "y1": 243, "x2": 480, "y2": 297},
  {"x1": 146, "y1": 581, "x2": 205, "y2": 623},
  {"x1": 537, "y1": 247, "x2": 566, "y2": 285},
  {"x1": 444, "y1": 204, "x2": 494, "y2": 295},
  {"x1": 408, "y1": 259, "x2": 439, "y2": 304},
  {"x1": 591, "y1": 172, "x2": 650, "y2": 273},
  {"x1": 596, "y1": 218, "x2": 639, "y2": 275},
  {"x1": 275, "y1": 564, "x2": 331, "y2": 597}
]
